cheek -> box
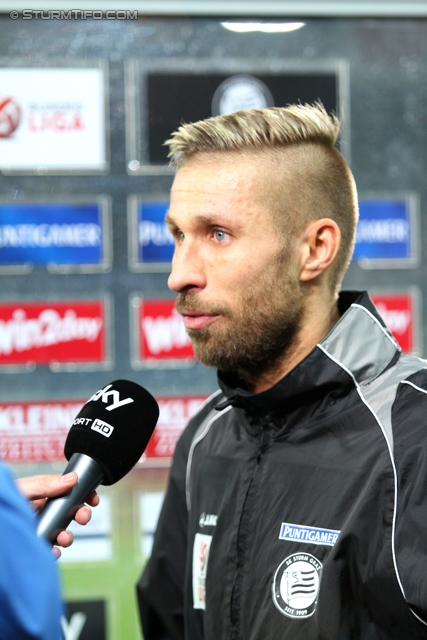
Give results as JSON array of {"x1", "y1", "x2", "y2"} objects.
[
  {"x1": 205, "y1": 240, "x2": 286, "y2": 290},
  {"x1": 205, "y1": 262, "x2": 248, "y2": 305}
]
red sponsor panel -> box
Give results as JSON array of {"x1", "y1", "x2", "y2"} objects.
[
  {"x1": 138, "y1": 299, "x2": 195, "y2": 361},
  {"x1": 0, "y1": 300, "x2": 106, "y2": 366},
  {"x1": 145, "y1": 396, "x2": 208, "y2": 459},
  {"x1": 0, "y1": 399, "x2": 85, "y2": 463},
  {"x1": 371, "y1": 293, "x2": 414, "y2": 353}
]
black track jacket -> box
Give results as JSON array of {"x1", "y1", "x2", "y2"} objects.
[{"x1": 137, "y1": 291, "x2": 427, "y2": 640}]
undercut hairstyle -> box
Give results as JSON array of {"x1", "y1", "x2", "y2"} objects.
[{"x1": 165, "y1": 103, "x2": 358, "y2": 295}]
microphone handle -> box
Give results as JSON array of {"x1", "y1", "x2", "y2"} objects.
[{"x1": 37, "y1": 453, "x2": 104, "y2": 544}]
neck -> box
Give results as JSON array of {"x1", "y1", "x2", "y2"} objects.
[{"x1": 248, "y1": 295, "x2": 340, "y2": 394}]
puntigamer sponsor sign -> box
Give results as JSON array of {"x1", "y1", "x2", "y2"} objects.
[
  {"x1": 0, "y1": 200, "x2": 110, "y2": 271},
  {"x1": 0, "y1": 299, "x2": 107, "y2": 367},
  {"x1": 137, "y1": 200, "x2": 173, "y2": 264},
  {"x1": 128, "y1": 197, "x2": 173, "y2": 271},
  {"x1": 354, "y1": 196, "x2": 418, "y2": 267}
]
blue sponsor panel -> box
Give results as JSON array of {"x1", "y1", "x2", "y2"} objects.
[
  {"x1": 354, "y1": 199, "x2": 412, "y2": 262},
  {"x1": 137, "y1": 200, "x2": 174, "y2": 264},
  {"x1": 0, "y1": 202, "x2": 103, "y2": 267}
]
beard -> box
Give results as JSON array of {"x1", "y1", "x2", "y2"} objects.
[{"x1": 175, "y1": 253, "x2": 304, "y2": 387}]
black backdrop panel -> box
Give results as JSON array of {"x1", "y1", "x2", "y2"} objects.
[
  {"x1": 64, "y1": 600, "x2": 106, "y2": 640},
  {"x1": 147, "y1": 72, "x2": 338, "y2": 163}
]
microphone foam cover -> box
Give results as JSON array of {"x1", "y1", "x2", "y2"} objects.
[{"x1": 64, "y1": 380, "x2": 159, "y2": 485}]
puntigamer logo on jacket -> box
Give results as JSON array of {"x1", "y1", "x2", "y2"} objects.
[{"x1": 279, "y1": 522, "x2": 341, "y2": 546}]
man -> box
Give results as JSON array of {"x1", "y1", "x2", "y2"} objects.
[
  {"x1": 0, "y1": 468, "x2": 97, "y2": 638},
  {"x1": 137, "y1": 104, "x2": 427, "y2": 639}
]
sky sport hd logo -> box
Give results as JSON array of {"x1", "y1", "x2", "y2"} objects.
[
  {"x1": 91, "y1": 418, "x2": 114, "y2": 438},
  {"x1": 9, "y1": 10, "x2": 138, "y2": 20}
]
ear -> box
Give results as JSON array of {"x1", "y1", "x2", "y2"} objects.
[{"x1": 298, "y1": 218, "x2": 341, "y2": 283}]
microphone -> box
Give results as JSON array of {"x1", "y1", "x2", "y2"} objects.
[{"x1": 37, "y1": 379, "x2": 159, "y2": 544}]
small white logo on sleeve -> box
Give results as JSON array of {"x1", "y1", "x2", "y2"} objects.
[
  {"x1": 192, "y1": 533, "x2": 212, "y2": 610},
  {"x1": 199, "y1": 513, "x2": 218, "y2": 528},
  {"x1": 272, "y1": 553, "x2": 322, "y2": 619},
  {"x1": 91, "y1": 418, "x2": 114, "y2": 438}
]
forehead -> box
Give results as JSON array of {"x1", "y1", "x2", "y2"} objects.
[
  {"x1": 172, "y1": 152, "x2": 260, "y2": 193},
  {"x1": 169, "y1": 152, "x2": 272, "y2": 221}
]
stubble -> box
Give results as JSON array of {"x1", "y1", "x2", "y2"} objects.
[{"x1": 175, "y1": 249, "x2": 304, "y2": 387}]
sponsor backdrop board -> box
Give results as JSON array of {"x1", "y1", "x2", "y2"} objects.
[
  {"x1": 370, "y1": 290, "x2": 421, "y2": 355},
  {"x1": 354, "y1": 194, "x2": 419, "y2": 268},
  {"x1": 0, "y1": 64, "x2": 108, "y2": 173},
  {"x1": 145, "y1": 395, "x2": 208, "y2": 459},
  {"x1": 0, "y1": 298, "x2": 112, "y2": 371},
  {"x1": 0, "y1": 398, "x2": 83, "y2": 462},
  {"x1": 0, "y1": 393, "x2": 207, "y2": 464},
  {"x1": 0, "y1": 198, "x2": 112, "y2": 273},
  {"x1": 0, "y1": 15, "x2": 426, "y2": 640},
  {"x1": 126, "y1": 58, "x2": 349, "y2": 173},
  {"x1": 131, "y1": 296, "x2": 195, "y2": 367},
  {"x1": 128, "y1": 196, "x2": 173, "y2": 271}
]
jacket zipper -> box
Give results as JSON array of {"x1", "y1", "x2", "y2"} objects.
[{"x1": 229, "y1": 417, "x2": 272, "y2": 639}]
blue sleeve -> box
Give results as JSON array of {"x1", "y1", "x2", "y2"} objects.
[{"x1": 0, "y1": 461, "x2": 63, "y2": 640}]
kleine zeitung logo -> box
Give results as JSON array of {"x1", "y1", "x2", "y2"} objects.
[{"x1": 0, "y1": 399, "x2": 85, "y2": 463}]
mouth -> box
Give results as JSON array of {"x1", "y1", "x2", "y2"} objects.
[{"x1": 180, "y1": 309, "x2": 221, "y2": 330}]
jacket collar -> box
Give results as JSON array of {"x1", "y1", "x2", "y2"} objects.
[{"x1": 217, "y1": 291, "x2": 400, "y2": 416}]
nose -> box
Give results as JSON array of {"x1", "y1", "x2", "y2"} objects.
[{"x1": 167, "y1": 238, "x2": 207, "y2": 293}]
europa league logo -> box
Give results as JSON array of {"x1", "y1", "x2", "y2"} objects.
[{"x1": 0, "y1": 97, "x2": 22, "y2": 138}]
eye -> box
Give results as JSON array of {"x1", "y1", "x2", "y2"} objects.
[
  {"x1": 213, "y1": 229, "x2": 227, "y2": 242},
  {"x1": 172, "y1": 229, "x2": 184, "y2": 243}
]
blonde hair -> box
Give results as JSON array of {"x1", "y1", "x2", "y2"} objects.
[{"x1": 166, "y1": 103, "x2": 358, "y2": 293}]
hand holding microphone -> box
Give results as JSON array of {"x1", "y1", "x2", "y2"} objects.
[
  {"x1": 37, "y1": 379, "x2": 159, "y2": 544},
  {"x1": 17, "y1": 472, "x2": 99, "y2": 557}
]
